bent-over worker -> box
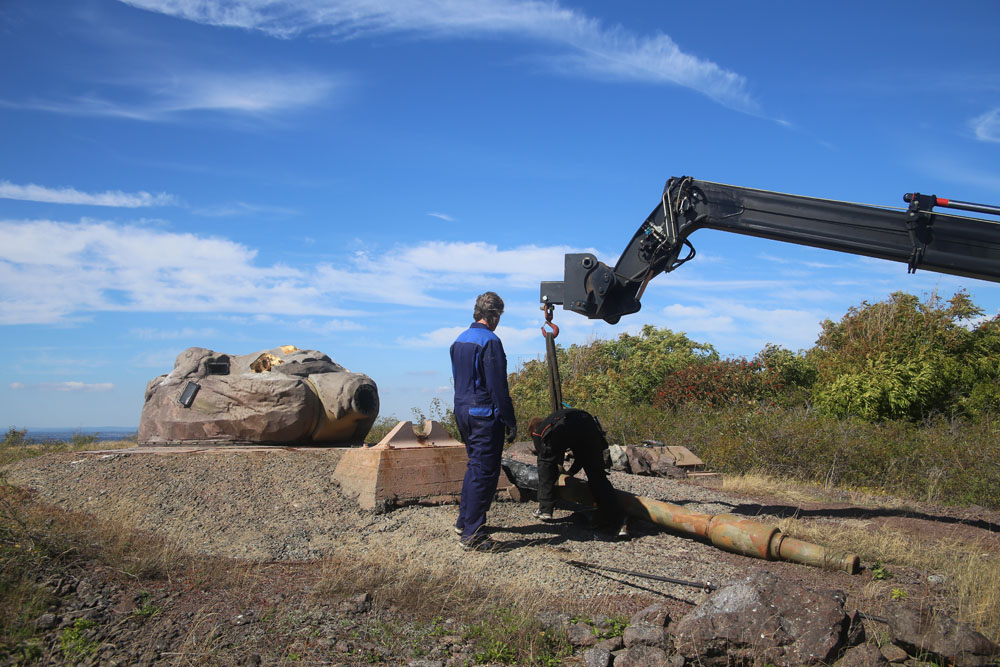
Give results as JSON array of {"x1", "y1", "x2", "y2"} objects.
[{"x1": 528, "y1": 408, "x2": 625, "y2": 536}]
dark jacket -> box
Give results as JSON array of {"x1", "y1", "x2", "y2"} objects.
[
  {"x1": 533, "y1": 409, "x2": 608, "y2": 468},
  {"x1": 450, "y1": 322, "x2": 515, "y2": 427}
]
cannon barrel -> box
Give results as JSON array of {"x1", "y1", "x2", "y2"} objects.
[{"x1": 501, "y1": 458, "x2": 859, "y2": 574}]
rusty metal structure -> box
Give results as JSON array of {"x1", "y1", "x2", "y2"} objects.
[{"x1": 502, "y1": 458, "x2": 860, "y2": 574}]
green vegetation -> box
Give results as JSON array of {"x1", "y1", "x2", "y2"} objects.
[
  {"x1": 508, "y1": 290, "x2": 1000, "y2": 509},
  {"x1": 871, "y1": 561, "x2": 892, "y2": 581},
  {"x1": 133, "y1": 592, "x2": 161, "y2": 619},
  {"x1": 464, "y1": 607, "x2": 571, "y2": 666},
  {"x1": 811, "y1": 290, "x2": 996, "y2": 421},
  {"x1": 58, "y1": 619, "x2": 99, "y2": 662}
]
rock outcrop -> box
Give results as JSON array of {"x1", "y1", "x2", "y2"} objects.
[
  {"x1": 672, "y1": 571, "x2": 849, "y2": 665},
  {"x1": 885, "y1": 605, "x2": 999, "y2": 666},
  {"x1": 138, "y1": 346, "x2": 379, "y2": 445}
]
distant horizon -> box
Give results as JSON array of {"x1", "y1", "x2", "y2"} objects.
[{"x1": 17, "y1": 426, "x2": 138, "y2": 432}]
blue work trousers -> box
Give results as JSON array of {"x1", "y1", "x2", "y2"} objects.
[{"x1": 455, "y1": 407, "x2": 505, "y2": 541}]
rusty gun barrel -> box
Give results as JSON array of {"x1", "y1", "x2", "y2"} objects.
[{"x1": 501, "y1": 458, "x2": 859, "y2": 574}]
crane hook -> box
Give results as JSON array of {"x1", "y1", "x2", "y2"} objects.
[{"x1": 541, "y1": 303, "x2": 559, "y2": 338}]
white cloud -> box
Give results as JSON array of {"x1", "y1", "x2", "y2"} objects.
[
  {"x1": 660, "y1": 299, "x2": 824, "y2": 354},
  {"x1": 315, "y1": 240, "x2": 596, "y2": 308},
  {"x1": 129, "y1": 326, "x2": 220, "y2": 340},
  {"x1": 0, "y1": 181, "x2": 177, "y2": 207},
  {"x1": 396, "y1": 323, "x2": 547, "y2": 350},
  {"x1": 0, "y1": 219, "x2": 599, "y2": 325},
  {"x1": 662, "y1": 303, "x2": 734, "y2": 334},
  {"x1": 0, "y1": 219, "x2": 346, "y2": 324},
  {"x1": 758, "y1": 252, "x2": 840, "y2": 269},
  {"x1": 119, "y1": 0, "x2": 757, "y2": 113},
  {"x1": 5, "y1": 70, "x2": 340, "y2": 121},
  {"x1": 293, "y1": 318, "x2": 366, "y2": 333},
  {"x1": 971, "y1": 108, "x2": 1000, "y2": 143},
  {"x1": 427, "y1": 212, "x2": 455, "y2": 222},
  {"x1": 396, "y1": 326, "x2": 467, "y2": 348},
  {"x1": 38, "y1": 382, "x2": 116, "y2": 392},
  {"x1": 9, "y1": 382, "x2": 25, "y2": 390}
]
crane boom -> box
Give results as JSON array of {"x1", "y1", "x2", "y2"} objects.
[{"x1": 540, "y1": 177, "x2": 1000, "y2": 323}]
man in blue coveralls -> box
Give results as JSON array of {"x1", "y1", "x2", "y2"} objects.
[{"x1": 451, "y1": 291, "x2": 517, "y2": 551}]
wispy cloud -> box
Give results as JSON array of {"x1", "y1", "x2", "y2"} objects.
[
  {"x1": 0, "y1": 181, "x2": 177, "y2": 207},
  {"x1": 0, "y1": 219, "x2": 595, "y2": 325},
  {"x1": 314, "y1": 240, "x2": 598, "y2": 308},
  {"x1": 10, "y1": 381, "x2": 116, "y2": 392},
  {"x1": 4, "y1": 70, "x2": 341, "y2": 122},
  {"x1": 661, "y1": 300, "x2": 825, "y2": 353},
  {"x1": 758, "y1": 253, "x2": 840, "y2": 270},
  {"x1": 971, "y1": 108, "x2": 1000, "y2": 143},
  {"x1": 192, "y1": 201, "x2": 300, "y2": 218},
  {"x1": 292, "y1": 318, "x2": 366, "y2": 334},
  {"x1": 396, "y1": 323, "x2": 543, "y2": 349},
  {"x1": 427, "y1": 212, "x2": 455, "y2": 222},
  {"x1": 119, "y1": 0, "x2": 758, "y2": 113},
  {"x1": 129, "y1": 326, "x2": 220, "y2": 340},
  {"x1": 0, "y1": 219, "x2": 342, "y2": 324}
]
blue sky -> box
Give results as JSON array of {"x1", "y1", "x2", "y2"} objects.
[{"x1": 2, "y1": 0, "x2": 999, "y2": 428}]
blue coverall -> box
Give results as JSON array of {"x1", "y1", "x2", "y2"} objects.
[{"x1": 450, "y1": 322, "x2": 516, "y2": 543}]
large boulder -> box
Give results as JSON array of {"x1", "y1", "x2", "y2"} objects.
[
  {"x1": 138, "y1": 346, "x2": 379, "y2": 445},
  {"x1": 672, "y1": 571, "x2": 850, "y2": 666}
]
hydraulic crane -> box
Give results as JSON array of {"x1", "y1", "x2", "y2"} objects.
[{"x1": 540, "y1": 177, "x2": 1000, "y2": 324}]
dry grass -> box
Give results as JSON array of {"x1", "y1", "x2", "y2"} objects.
[
  {"x1": 1, "y1": 471, "x2": 248, "y2": 659},
  {"x1": 1, "y1": 474, "x2": 575, "y2": 664},
  {"x1": 721, "y1": 470, "x2": 833, "y2": 506},
  {"x1": 5, "y1": 486, "x2": 186, "y2": 581},
  {"x1": 315, "y1": 545, "x2": 559, "y2": 620},
  {"x1": 0, "y1": 437, "x2": 132, "y2": 467},
  {"x1": 721, "y1": 468, "x2": 919, "y2": 512},
  {"x1": 314, "y1": 547, "x2": 578, "y2": 664}
]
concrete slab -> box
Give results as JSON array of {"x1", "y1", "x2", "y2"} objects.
[{"x1": 333, "y1": 420, "x2": 509, "y2": 511}]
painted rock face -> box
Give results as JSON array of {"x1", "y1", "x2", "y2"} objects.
[{"x1": 138, "y1": 346, "x2": 379, "y2": 445}]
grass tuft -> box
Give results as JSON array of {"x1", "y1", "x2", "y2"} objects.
[{"x1": 313, "y1": 549, "x2": 574, "y2": 664}]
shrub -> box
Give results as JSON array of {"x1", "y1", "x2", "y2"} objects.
[
  {"x1": 3, "y1": 428, "x2": 27, "y2": 447},
  {"x1": 810, "y1": 290, "x2": 983, "y2": 421},
  {"x1": 666, "y1": 404, "x2": 1000, "y2": 509},
  {"x1": 509, "y1": 325, "x2": 716, "y2": 429},
  {"x1": 654, "y1": 358, "x2": 780, "y2": 409}
]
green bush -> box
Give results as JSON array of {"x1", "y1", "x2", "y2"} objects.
[
  {"x1": 509, "y1": 325, "x2": 716, "y2": 429},
  {"x1": 2, "y1": 428, "x2": 27, "y2": 448},
  {"x1": 809, "y1": 291, "x2": 986, "y2": 421}
]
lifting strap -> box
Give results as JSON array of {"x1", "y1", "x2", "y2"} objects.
[{"x1": 541, "y1": 304, "x2": 563, "y2": 414}]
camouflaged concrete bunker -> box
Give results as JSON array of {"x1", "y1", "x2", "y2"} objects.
[{"x1": 138, "y1": 345, "x2": 379, "y2": 445}]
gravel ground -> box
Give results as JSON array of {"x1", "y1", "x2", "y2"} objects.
[
  {"x1": 9, "y1": 442, "x2": 1000, "y2": 666},
  {"x1": 3, "y1": 443, "x2": 859, "y2": 615}
]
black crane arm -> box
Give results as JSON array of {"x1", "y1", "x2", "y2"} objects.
[{"x1": 540, "y1": 176, "x2": 1000, "y2": 324}]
